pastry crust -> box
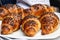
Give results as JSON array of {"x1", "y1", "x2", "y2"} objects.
[
  {"x1": 23, "y1": 4, "x2": 55, "y2": 18},
  {"x1": 0, "y1": 7, "x2": 9, "y2": 20},
  {"x1": 1, "y1": 8, "x2": 23, "y2": 35},
  {"x1": 1, "y1": 13, "x2": 21, "y2": 34},
  {"x1": 4, "y1": 4, "x2": 23, "y2": 14},
  {"x1": 31, "y1": 4, "x2": 55, "y2": 17},
  {"x1": 22, "y1": 15, "x2": 41, "y2": 36},
  {"x1": 1, "y1": 17, "x2": 14, "y2": 34},
  {"x1": 39, "y1": 12, "x2": 59, "y2": 35}
]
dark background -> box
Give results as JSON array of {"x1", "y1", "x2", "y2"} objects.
[
  {"x1": 0, "y1": 0, "x2": 60, "y2": 11},
  {"x1": 50, "y1": 0, "x2": 60, "y2": 8},
  {"x1": 0, "y1": 0, "x2": 16, "y2": 5},
  {"x1": 0, "y1": 0, "x2": 60, "y2": 7},
  {"x1": 50, "y1": 0, "x2": 60, "y2": 12}
]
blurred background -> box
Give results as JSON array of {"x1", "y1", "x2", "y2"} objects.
[{"x1": 0, "y1": 0, "x2": 60, "y2": 12}]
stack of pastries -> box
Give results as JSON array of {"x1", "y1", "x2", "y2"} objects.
[{"x1": 0, "y1": 4, "x2": 59, "y2": 37}]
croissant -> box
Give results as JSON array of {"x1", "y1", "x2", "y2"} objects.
[
  {"x1": 43, "y1": 5, "x2": 55, "y2": 12},
  {"x1": 22, "y1": 15, "x2": 41, "y2": 36},
  {"x1": 39, "y1": 12, "x2": 59, "y2": 35},
  {"x1": 23, "y1": 4, "x2": 55, "y2": 18},
  {"x1": 1, "y1": 17, "x2": 14, "y2": 34},
  {"x1": 0, "y1": 7, "x2": 9, "y2": 20},
  {"x1": 1, "y1": 10, "x2": 23, "y2": 34},
  {"x1": 4, "y1": 4, "x2": 22, "y2": 14}
]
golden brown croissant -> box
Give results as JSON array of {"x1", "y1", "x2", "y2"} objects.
[
  {"x1": 40, "y1": 4, "x2": 55, "y2": 12},
  {"x1": 0, "y1": 7, "x2": 9, "y2": 20},
  {"x1": 23, "y1": 4, "x2": 44, "y2": 18},
  {"x1": 1, "y1": 17, "x2": 14, "y2": 34},
  {"x1": 1, "y1": 11, "x2": 23, "y2": 35},
  {"x1": 22, "y1": 15, "x2": 41, "y2": 36},
  {"x1": 4, "y1": 4, "x2": 24, "y2": 19},
  {"x1": 23, "y1": 4, "x2": 55, "y2": 18},
  {"x1": 39, "y1": 12, "x2": 59, "y2": 35},
  {"x1": 4, "y1": 4, "x2": 22, "y2": 14}
]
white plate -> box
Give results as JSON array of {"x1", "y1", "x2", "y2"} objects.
[
  {"x1": 23, "y1": 0, "x2": 50, "y2": 5},
  {"x1": 0, "y1": 12, "x2": 60, "y2": 39}
]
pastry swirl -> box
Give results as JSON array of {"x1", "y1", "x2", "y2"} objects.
[
  {"x1": 22, "y1": 15, "x2": 41, "y2": 36},
  {"x1": 1, "y1": 10, "x2": 23, "y2": 35},
  {"x1": 23, "y1": 4, "x2": 55, "y2": 18},
  {"x1": 0, "y1": 7, "x2": 9, "y2": 20},
  {"x1": 39, "y1": 12, "x2": 59, "y2": 35}
]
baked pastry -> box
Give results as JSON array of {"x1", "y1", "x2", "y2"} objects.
[
  {"x1": 31, "y1": 4, "x2": 55, "y2": 17},
  {"x1": 30, "y1": 4, "x2": 45, "y2": 17},
  {"x1": 0, "y1": 7, "x2": 9, "y2": 20},
  {"x1": 22, "y1": 15, "x2": 41, "y2": 36},
  {"x1": 4, "y1": 4, "x2": 22, "y2": 14},
  {"x1": 1, "y1": 11, "x2": 23, "y2": 35},
  {"x1": 23, "y1": 4, "x2": 55, "y2": 18},
  {"x1": 42, "y1": 4, "x2": 55, "y2": 12},
  {"x1": 4, "y1": 4, "x2": 24, "y2": 19},
  {"x1": 23, "y1": 4, "x2": 44, "y2": 18},
  {"x1": 23, "y1": 8, "x2": 32, "y2": 18},
  {"x1": 1, "y1": 17, "x2": 14, "y2": 34},
  {"x1": 39, "y1": 12, "x2": 59, "y2": 35}
]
